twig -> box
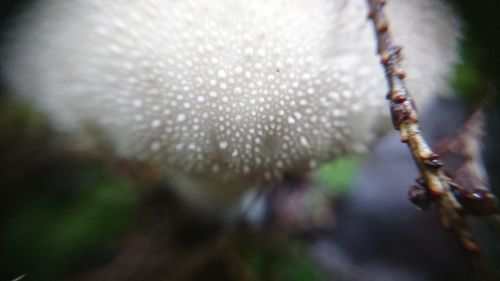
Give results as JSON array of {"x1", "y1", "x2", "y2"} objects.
[
  {"x1": 365, "y1": 0, "x2": 496, "y2": 252},
  {"x1": 10, "y1": 274, "x2": 26, "y2": 281},
  {"x1": 435, "y1": 110, "x2": 497, "y2": 213}
]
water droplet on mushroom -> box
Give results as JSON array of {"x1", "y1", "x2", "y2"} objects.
[
  {"x1": 219, "y1": 141, "x2": 228, "y2": 149},
  {"x1": 177, "y1": 113, "x2": 186, "y2": 122}
]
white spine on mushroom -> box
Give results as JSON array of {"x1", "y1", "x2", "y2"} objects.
[{"x1": 3, "y1": 0, "x2": 460, "y2": 216}]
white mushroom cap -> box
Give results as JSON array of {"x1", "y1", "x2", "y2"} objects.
[{"x1": 2, "y1": 0, "x2": 460, "y2": 213}]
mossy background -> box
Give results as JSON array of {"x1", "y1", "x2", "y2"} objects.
[{"x1": 0, "y1": 0, "x2": 499, "y2": 280}]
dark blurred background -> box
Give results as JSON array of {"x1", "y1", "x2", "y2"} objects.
[{"x1": 0, "y1": 0, "x2": 499, "y2": 280}]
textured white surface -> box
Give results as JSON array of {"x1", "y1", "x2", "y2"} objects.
[{"x1": 2, "y1": 0, "x2": 460, "y2": 212}]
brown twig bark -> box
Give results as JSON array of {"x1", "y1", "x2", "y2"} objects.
[{"x1": 365, "y1": 0, "x2": 497, "y2": 252}]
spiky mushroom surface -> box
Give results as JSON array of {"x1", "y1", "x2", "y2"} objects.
[{"x1": 2, "y1": 0, "x2": 460, "y2": 214}]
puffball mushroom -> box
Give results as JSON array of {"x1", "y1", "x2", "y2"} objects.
[{"x1": 2, "y1": 0, "x2": 460, "y2": 216}]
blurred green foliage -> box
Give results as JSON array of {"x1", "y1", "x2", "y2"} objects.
[
  {"x1": 242, "y1": 241, "x2": 325, "y2": 281},
  {"x1": 2, "y1": 174, "x2": 138, "y2": 280},
  {"x1": 452, "y1": 46, "x2": 488, "y2": 104},
  {"x1": 0, "y1": 97, "x2": 140, "y2": 280},
  {"x1": 313, "y1": 156, "x2": 361, "y2": 196}
]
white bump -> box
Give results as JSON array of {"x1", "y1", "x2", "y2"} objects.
[
  {"x1": 150, "y1": 119, "x2": 161, "y2": 128},
  {"x1": 243, "y1": 165, "x2": 250, "y2": 174},
  {"x1": 300, "y1": 136, "x2": 309, "y2": 147},
  {"x1": 150, "y1": 141, "x2": 161, "y2": 151},
  {"x1": 342, "y1": 90, "x2": 352, "y2": 98},
  {"x1": 177, "y1": 113, "x2": 186, "y2": 122},
  {"x1": 301, "y1": 73, "x2": 311, "y2": 80},
  {"x1": 194, "y1": 77, "x2": 204, "y2": 86},
  {"x1": 244, "y1": 47, "x2": 254, "y2": 56},
  {"x1": 212, "y1": 164, "x2": 220, "y2": 173},
  {"x1": 219, "y1": 141, "x2": 228, "y2": 149},
  {"x1": 217, "y1": 69, "x2": 227, "y2": 78},
  {"x1": 132, "y1": 99, "x2": 143, "y2": 107}
]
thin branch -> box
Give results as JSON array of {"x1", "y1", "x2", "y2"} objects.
[
  {"x1": 365, "y1": 0, "x2": 497, "y2": 252},
  {"x1": 434, "y1": 110, "x2": 498, "y2": 216}
]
